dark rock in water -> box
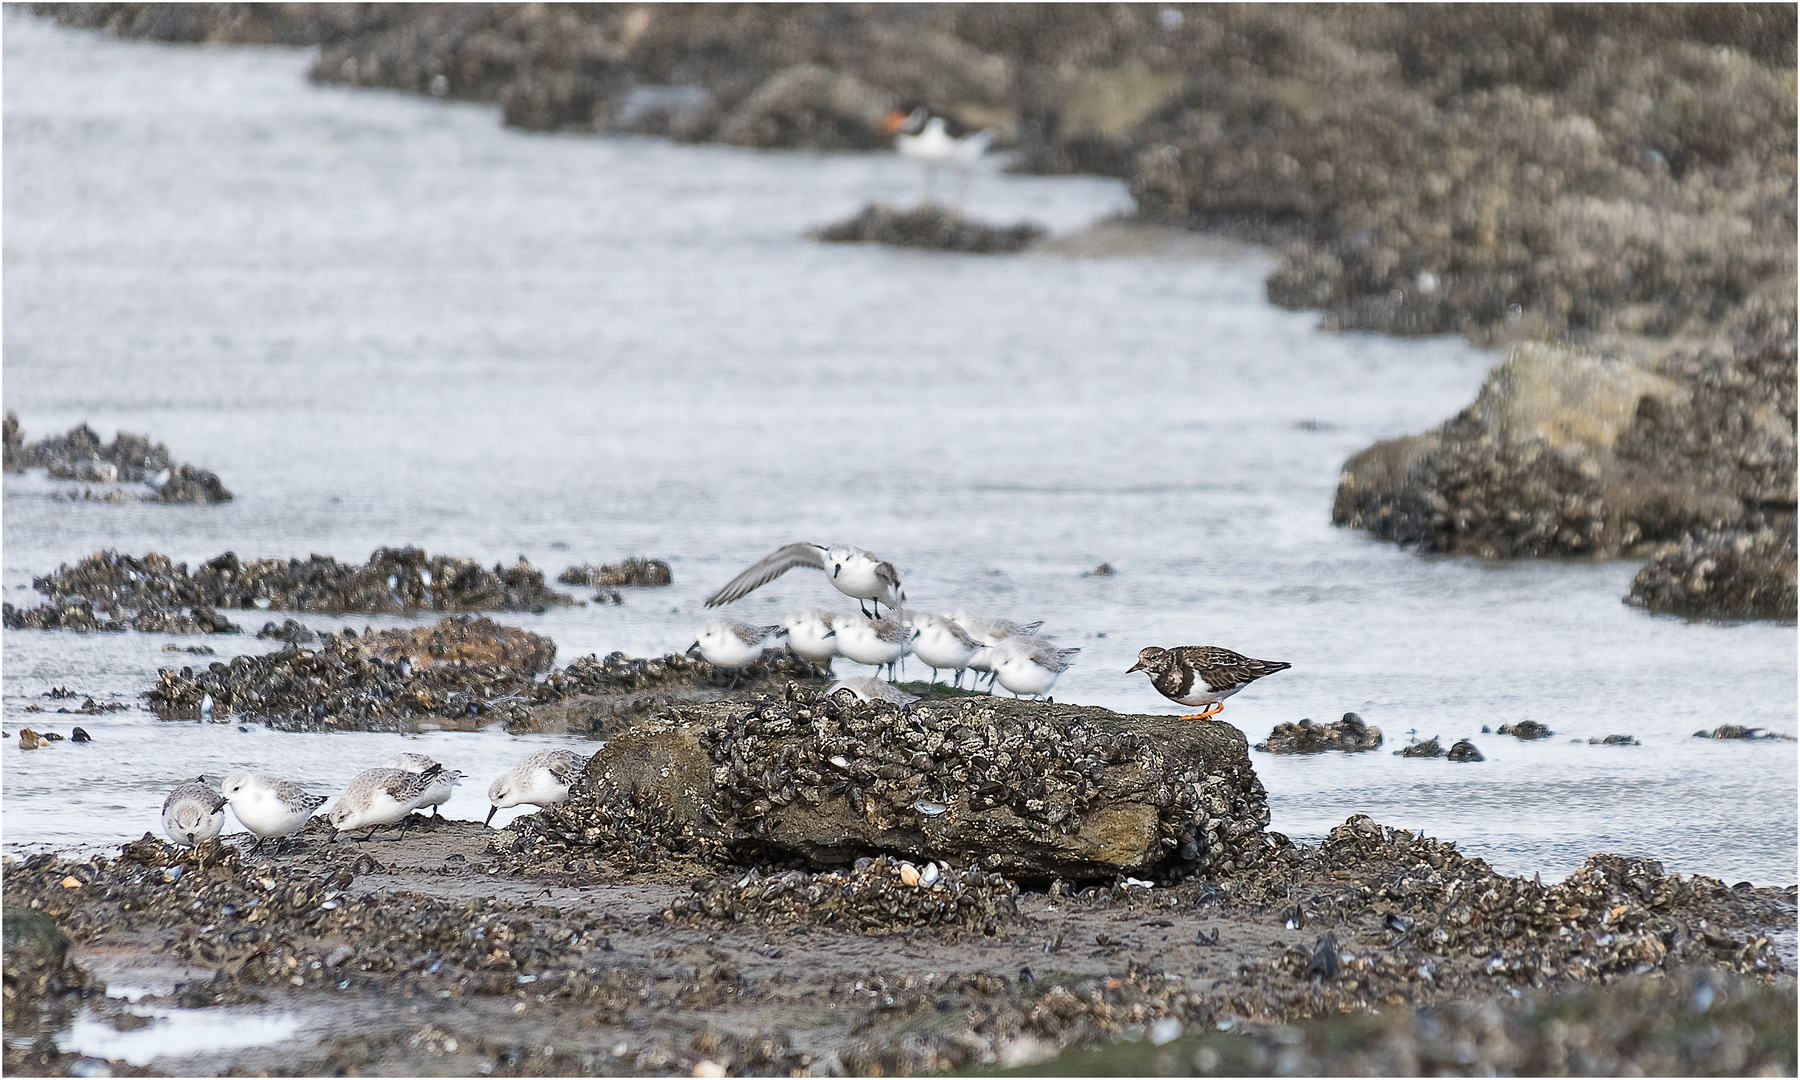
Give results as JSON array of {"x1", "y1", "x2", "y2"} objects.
[
  {"x1": 558, "y1": 558, "x2": 672, "y2": 587},
  {"x1": 526, "y1": 693, "x2": 1275, "y2": 881},
  {"x1": 1397, "y1": 736, "x2": 1444, "y2": 758},
  {"x1": 1086, "y1": 563, "x2": 1115, "y2": 577},
  {"x1": 257, "y1": 618, "x2": 318, "y2": 644},
  {"x1": 813, "y1": 204, "x2": 1043, "y2": 254},
  {"x1": 1692, "y1": 725, "x2": 1796, "y2": 741},
  {"x1": 1497, "y1": 720, "x2": 1554, "y2": 740},
  {"x1": 1447, "y1": 739, "x2": 1485, "y2": 762},
  {"x1": 3, "y1": 412, "x2": 232, "y2": 504},
  {"x1": 2, "y1": 598, "x2": 241, "y2": 636},
  {"x1": 1255, "y1": 713, "x2": 1383, "y2": 754},
  {"x1": 29, "y1": 547, "x2": 576, "y2": 616},
  {"x1": 1590, "y1": 734, "x2": 1640, "y2": 746},
  {"x1": 1626, "y1": 523, "x2": 1798, "y2": 621},
  {"x1": 2, "y1": 904, "x2": 95, "y2": 1030},
  {"x1": 69, "y1": 727, "x2": 90, "y2": 743}
]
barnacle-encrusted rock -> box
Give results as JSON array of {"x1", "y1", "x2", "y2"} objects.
[
  {"x1": 3, "y1": 598, "x2": 242, "y2": 635},
  {"x1": 1626, "y1": 523, "x2": 1798, "y2": 620},
  {"x1": 361, "y1": 615, "x2": 557, "y2": 673},
  {"x1": 1497, "y1": 720, "x2": 1553, "y2": 740},
  {"x1": 1446, "y1": 739, "x2": 1485, "y2": 762},
  {"x1": 665, "y1": 858, "x2": 1022, "y2": 933},
  {"x1": 529, "y1": 689, "x2": 1271, "y2": 880},
  {"x1": 30, "y1": 547, "x2": 575, "y2": 615},
  {"x1": 2, "y1": 413, "x2": 232, "y2": 503},
  {"x1": 1691, "y1": 725, "x2": 1796, "y2": 741},
  {"x1": 2, "y1": 905, "x2": 95, "y2": 1030},
  {"x1": 557, "y1": 558, "x2": 672, "y2": 588},
  {"x1": 1397, "y1": 737, "x2": 1444, "y2": 758},
  {"x1": 1255, "y1": 713, "x2": 1382, "y2": 753},
  {"x1": 813, "y1": 204, "x2": 1044, "y2": 254}
]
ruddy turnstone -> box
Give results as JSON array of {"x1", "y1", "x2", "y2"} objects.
[
  {"x1": 828, "y1": 676, "x2": 919, "y2": 706},
  {"x1": 486, "y1": 748, "x2": 587, "y2": 826},
  {"x1": 706, "y1": 543, "x2": 903, "y2": 616},
  {"x1": 383, "y1": 752, "x2": 463, "y2": 819},
  {"x1": 325, "y1": 765, "x2": 445, "y2": 841},
  {"x1": 162, "y1": 778, "x2": 227, "y2": 847},
  {"x1": 1128, "y1": 646, "x2": 1292, "y2": 720},
  {"x1": 222, "y1": 772, "x2": 328, "y2": 854},
  {"x1": 884, "y1": 105, "x2": 995, "y2": 207},
  {"x1": 692, "y1": 618, "x2": 783, "y2": 688},
  {"x1": 990, "y1": 637, "x2": 1080, "y2": 699},
  {"x1": 832, "y1": 613, "x2": 911, "y2": 679},
  {"x1": 780, "y1": 608, "x2": 839, "y2": 666},
  {"x1": 907, "y1": 612, "x2": 982, "y2": 689}
]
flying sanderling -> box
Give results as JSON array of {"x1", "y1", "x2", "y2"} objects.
[
  {"x1": 832, "y1": 613, "x2": 910, "y2": 679},
  {"x1": 222, "y1": 772, "x2": 328, "y2": 854},
  {"x1": 1128, "y1": 645, "x2": 1292, "y2": 720},
  {"x1": 692, "y1": 618, "x2": 783, "y2": 688},
  {"x1": 829, "y1": 676, "x2": 919, "y2": 706},
  {"x1": 780, "y1": 608, "x2": 839, "y2": 666},
  {"x1": 383, "y1": 752, "x2": 464, "y2": 819},
  {"x1": 162, "y1": 778, "x2": 227, "y2": 847},
  {"x1": 486, "y1": 748, "x2": 588, "y2": 827},
  {"x1": 705, "y1": 543, "x2": 903, "y2": 617},
  {"x1": 907, "y1": 612, "x2": 982, "y2": 689},
  {"x1": 326, "y1": 765, "x2": 445, "y2": 841},
  {"x1": 990, "y1": 637, "x2": 1081, "y2": 699}
]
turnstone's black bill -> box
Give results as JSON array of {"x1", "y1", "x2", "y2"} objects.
[{"x1": 1128, "y1": 645, "x2": 1291, "y2": 720}]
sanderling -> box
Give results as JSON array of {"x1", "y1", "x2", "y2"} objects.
[
  {"x1": 780, "y1": 608, "x2": 838, "y2": 666},
  {"x1": 486, "y1": 748, "x2": 588, "y2": 826},
  {"x1": 1128, "y1": 646, "x2": 1292, "y2": 720},
  {"x1": 907, "y1": 612, "x2": 981, "y2": 689},
  {"x1": 692, "y1": 618, "x2": 783, "y2": 688},
  {"x1": 705, "y1": 543, "x2": 903, "y2": 616},
  {"x1": 832, "y1": 613, "x2": 910, "y2": 679},
  {"x1": 222, "y1": 772, "x2": 328, "y2": 854},
  {"x1": 326, "y1": 765, "x2": 445, "y2": 841},
  {"x1": 162, "y1": 778, "x2": 227, "y2": 847},
  {"x1": 383, "y1": 752, "x2": 464, "y2": 819},
  {"x1": 950, "y1": 612, "x2": 1046, "y2": 687},
  {"x1": 829, "y1": 676, "x2": 919, "y2": 706},
  {"x1": 990, "y1": 637, "x2": 1081, "y2": 699}
]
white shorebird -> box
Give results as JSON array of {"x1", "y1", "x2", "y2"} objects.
[
  {"x1": 829, "y1": 676, "x2": 918, "y2": 706},
  {"x1": 222, "y1": 772, "x2": 328, "y2": 854},
  {"x1": 705, "y1": 543, "x2": 903, "y2": 617},
  {"x1": 383, "y1": 752, "x2": 464, "y2": 819},
  {"x1": 162, "y1": 779, "x2": 227, "y2": 847},
  {"x1": 832, "y1": 613, "x2": 910, "y2": 680},
  {"x1": 780, "y1": 608, "x2": 839, "y2": 666},
  {"x1": 907, "y1": 612, "x2": 982, "y2": 689},
  {"x1": 326, "y1": 765, "x2": 445, "y2": 841},
  {"x1": 950, "y1": 612, "x2": 1046, "y2": 688},
  {"x1": 486, "y1": 748, "x2": 588, "y2": 827},
  {"x1": 990, "y1": 637, "x2": 1081, "y2": 699},
  {"x1": 885, "y1": 106, "x2": 995, "y2": 208},
  {"x1": 692, "y1": 618, "x2": 783, "y2": 688}
]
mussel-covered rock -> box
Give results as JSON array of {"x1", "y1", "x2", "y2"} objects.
[
  {"x1": 1446, "y1": 739, "x2": 1485, "y2": 762},
  {"x1": 665, "y1": 858, "x2": 1022, "y2": 933},
  {"x1": 2, "y1": 598, "x2": 242, "y2": 635},
  {"x1": 1626, "y1": 522, "x2": 1798, "y2": 620},
  {"x1": 557, "y1": 559, "x2": 672, "y2": 587},
  {"x1": 1497, "y1": 720, "x2": 1553, "y2": 740},
  {"x1": 30, "y1": 547, "x2": 576, "y2": 615},
  {"x1": 2, "y1": 904, "x2": 96, "y2": 1029},
  {"x1": 1255, "y1": 713, "x2": 1382, "y2": 753},
  {"x1": 1397, "y1": 737, "x2": 1444, "y2": 758},
  {"x1": 527, "y1": 691, "x2": 1273, "y2": 880},
  {"x1": 3, "y1": 413, "x2": 232, "y2": 504},
  {"x1": 1691, "y1": 725, "x2": 1796, "y2": 741},
  {"x1": 1590, "y1": 734, "x2": 1641, "y2": 746},
  {"x1": 361, "y1": 615, "x2": 556, "y2": 673},
  {"x1": 813, "y1": 204, "x2": 1044, "y2": 254}
]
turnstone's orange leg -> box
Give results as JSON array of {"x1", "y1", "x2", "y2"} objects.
[{"x1": 1180, "y1": 703, "x2": 1224, "y2": 721}]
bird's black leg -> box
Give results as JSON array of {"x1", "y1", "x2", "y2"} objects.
[
  {"x1": 250, "y1": 836, "x2": 266, "y2": 856},
  {"x1": 362, "y1": 827, "x2": 377, "y2": 842}
]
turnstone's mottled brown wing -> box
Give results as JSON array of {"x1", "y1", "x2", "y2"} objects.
[
  {"x1": 705, "y1": 543, "x2": 828, "y2": 606},
  {"x1": 1177, "y1": 646, "x2": 1292, "y2": 693}
]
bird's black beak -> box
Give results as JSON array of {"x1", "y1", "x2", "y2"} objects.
[
  {"x1": 687, "y1": 641, "x2": 700, "y2": 655},
  {"x1": 1127, "y1": 659, "x2": 1147, "y2": 673},
  {"x1": 484, "y1": 805, "x2": 498, "y2": 827},
  {"x1": 822, "y1": 629, "x2": 835, "y2": 639},
  {"x1": 832, "y1": 564, "x2": 841, "y2": 578}
]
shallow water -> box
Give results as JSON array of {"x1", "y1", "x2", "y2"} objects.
[{"x1": 4, "y1": 14, "x2": 1795, "y2": 885}]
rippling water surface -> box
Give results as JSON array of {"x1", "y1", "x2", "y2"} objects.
[{"x1": 5, "y1": 15, "x2": 1795, "y2": 884}]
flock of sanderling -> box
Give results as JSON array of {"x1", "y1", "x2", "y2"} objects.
[{"x1": 157, "y1": 540, "x2": 1292, "y2": 855}]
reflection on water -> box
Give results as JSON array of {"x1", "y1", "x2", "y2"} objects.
[
  {"x1": 3, "y1": 13, "x2": 1794, "y2": 885},
  {"x1": 64, "y1": 1002, "x2": 304, "y2": 1066}
]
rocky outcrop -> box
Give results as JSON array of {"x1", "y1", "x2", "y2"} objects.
[
  {"x1": 2, "y1": 905, "x2": 95, "y2": 1031},
  {"x1": 813, "y1": 204, "x2": 1044, "y2": 254},
  {"x1": 1255, "y1": 713, "x2": 1382, "y2": 753},
  {"x1": 3, "y1": 413, "x2": 231, "y2": 503},
  {"x1": 525, "y1": 691, "x2": 1274, "y2": 881},
  {"x1": 1497, "y1": 720, "x2": 1553, "y2": 740},
  {"x1": 1626, "y1": 523, "x2": 1798, "y2": 620},
  {"x1": 557, "y1": 558, "x2": 672, "y2": 587},
  {"x1": 3, "y1": 599, "x2": 240, "y2": 635},
  {"x1": 31, "y1": 547, "x2": 576, "y2": 616},
  {"x1": 361, "y1": 615, "x2": 557, "y2": 673}
]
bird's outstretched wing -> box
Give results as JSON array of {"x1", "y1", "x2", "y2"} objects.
[{"x1": 705, "y1": 543, "x2": 827, "y2": 606}]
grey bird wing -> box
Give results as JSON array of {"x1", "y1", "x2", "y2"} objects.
[
  {"x1": 730, "y1": 622, "x2": 782, "y2": 645},
  {"x1": 873, "y1": 617, "x2": 908, "y2": 644},
  {"x1": 874, "y1": 560, "x2": 902, "y2": 590},
  {"x1": 547, "y1": 750, "x2": 588, "y2": 784},
  {"x1": 945, "y1": 621, "x2": 980, "y2": 649},
  {"x1": 302, "y1": 792, "x2": 328, "y2": 812},
  {"x1": 270, "y1": 777, "x2": 320, "y2": 809},
  {"x1": 1180, "y1": 646, "x2": 1291, "y2": 692},
  {"x1": 705, "y1": 543, "x2": 827, "y2": 606}
]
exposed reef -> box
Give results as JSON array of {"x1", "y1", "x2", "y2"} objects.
[
  {"x1": 558, "y1": 558, "x2": 672, "y2": 588},
  {"x1": 1254, "y1": 713, "x2": 1382, "y2": 754},
  {"x1": 813, "y1": 203, "x2": 1044, "y2": 254},
  {"x1": 3, "y1": 412, "x2": 231, "y2": 503},
  {"x1": 1626, "y1": 522, "x2": 1799, "y2": 620}
]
